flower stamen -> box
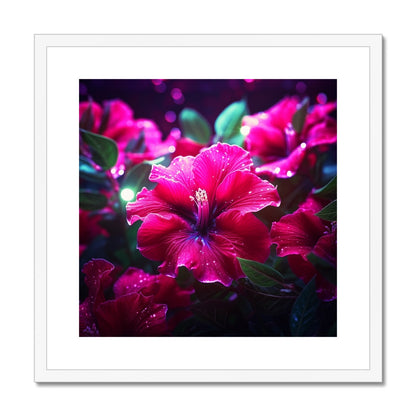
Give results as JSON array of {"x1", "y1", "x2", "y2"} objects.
[{"x1": 192, "y1": 188, "x2": 210, "y2": 232}]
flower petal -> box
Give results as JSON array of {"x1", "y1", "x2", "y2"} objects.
[
  {"x1": 79, "y1": 101, "x2": 102, "y2": 132},
  {"x1": 215, "y1": 170, "x2": 280, "y2": 215},
  {"x1": 313, "y1": 230, "x2": 337, "y2": 266},
  {"x1": 172, "y1": 137, "x2": 205, "y2": 158},
  {"x1": 161, "y1": 233, "x2": 240, "y2": 286},
  {"x1": 126, "y1": 180, "x2": 194, "y2": 225},
  {"x1": 305, "y1": 119, "x2": 337, "y2": 148},
  {"x1": 113, "y1": 267, "x2": 157, "y2": 298},
  {"x1": 244, "y1": 124, "x2": 286, "y2": 160},
  {"x1": 271, "y1": 210, "x2": 327, "y2": 257},
  {"x1": 150, "y1": 155, "x2": 195, "y2": 193},
  {"x1": 215, "y1": 211, "x2": 271, "y2": 263},
  {"x1": 305, "y1": 102, "x2": 336, "y2": 126},
  {"x1": 255, "y1": 144, "x2": 308, "y2": 178},
  {"x1": 137, "y1": 212, "x2": 239, "y2": 286},
  {"x1": 104, "y1": 122, "x2": 140, "y2": 147},
  {"x1": 79, "y1": 300, "x2": 99, "y2": 336},
  {"x1": 154, "y1": 275, "x2": 194, "y2": 309},
  {"x1": 126, "y1": 187, "x2": 172, "y2": 224},
  {"x1": 137, "y1": 213, "x2": 193, "y2": 262},
  {"x1": 113, "y1": 268, "x2": 194, "y2": 312},
  {"x1": 95, "y1": 293, "x2": 167, "y2": 336},
  {"x1": 288, "y1": 255, "x2": 337, "y2": 301},
  {"x1": 192, "y1": 143, "x2": 252, "y2": 203},
  {"x1": 81, "y1": 259, "x2": 115, "y2": 306},
  {"x1": 298, "y1": 195, "x2": 327, "y2": 213},
  {"x1": 268, "y1": 96, "x2": 299, "y2": 130},
  {"x1": 104, "y1": 99, "x2": 134, "y2": 126}
]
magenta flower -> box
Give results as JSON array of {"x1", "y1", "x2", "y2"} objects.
[
  {"x1": 79, "y1": 259, "x2": 168, "y2": 337},
  {"x1": 113, "y1": 267, "x2": 194, "y2": 331},
  {"x1": 126, "y1": 143, "x2": 281, "y2": 286},
  {"x1": 79, "y1": 99, "x2": 141, "y2": 147},
  {"x1": 171, "y1": 137, "x2": 206, "y2": 158},
  {"x1": 270, "y1": 195, "x2": 336, "y2": 301},
  {"x1": 79, "y1": 99, "x2": 176, "y2": 176},
  {"x1": 242, "y1": 97, "x2": 336, "y2": 178}
]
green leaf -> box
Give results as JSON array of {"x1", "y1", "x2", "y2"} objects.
[
  {"x1": 315, "y1": 199, "x2": 337, "y2": 222},
  {"x1": 80, "y1": 129, "x2": 118, "y2": 170},
  {"x1": 313, "y1": 175, "x2": 337, "y2": 200},
  {"x1": 79, "y1": 156, "x2": 108, "y2": 184},
  {"x1": 225, "y1": 134, "x2": 245, "y2": 147},
  {"x1": 175, "y1": 266, "x2": 195, "y2": 288},
  {"x1": 179, "y1": 108, "x2": 212, "y2": 144},
  {"x1": 307, "y1": 253, "x2": 337, "y2": 286},
  {"x1": 238, "y1": 258, "x2": 286, "y2": 288},
  {"x1": 79, "y1": 190, "x2": 108, "y2": 211},
  {"x1": 121, "y1": 162, "x2": 156, "y2": 200},
  {"x1": 292, "y1": 97, "x2": 309, "y2": 133},
  {"x1": 125, "y1": 130, "x2": 146, "y2": 154},
  {"x1": 290, "y1": 277, "x2": 320, "y2": 336},
  {"x1": 214, "y1": 99, "x2": 248, "y2": 144}
]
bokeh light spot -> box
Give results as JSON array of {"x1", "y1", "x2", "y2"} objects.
[
  {"x1": 171, "y1": 88, "x2": 183, "y2": 100},
  {"x1": 165, "y1": 111, "x2": 176, "y2": 123},
  {"x1": 296, "y1": 81, "x2": 307, "y2": 94},
  {"x1": 121, "y1": 188, "x2": 135, "y2": 202},
  {"x1": 170, "y1": 127, "x2": 181, "y2": 139},
  {"x1": 155, "y1": 82, "x2": 167, "y2": 93},
  {"x1": 240, "y1": 125, "x2": 251, "y2": 136},
  {"x1": 317, "y1": 93, "x2": 327, "y2": 104}
]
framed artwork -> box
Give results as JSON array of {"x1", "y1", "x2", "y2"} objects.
[{"x1": 34, "y1": 34, "x2": 382, "y2": 382}]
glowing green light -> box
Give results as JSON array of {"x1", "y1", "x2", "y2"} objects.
[{"x1": 120, "y1": 188, "x2": 135, "y2": 202}]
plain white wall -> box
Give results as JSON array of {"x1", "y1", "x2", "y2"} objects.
[{"x1": 1, "y1": 0, "x2": 411, "y2": 414}]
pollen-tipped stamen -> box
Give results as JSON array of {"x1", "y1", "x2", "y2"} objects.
[{"x1": 192, "y1": 188, "x2": 210, "y2": 232}]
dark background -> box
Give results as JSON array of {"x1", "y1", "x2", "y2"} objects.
[{"x1": 80, "y1": 79, "x2": 337, "y2": 138}]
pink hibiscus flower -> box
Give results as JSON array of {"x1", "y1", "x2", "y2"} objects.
[
  {"x1": 79, "y1": 99, "x2": 175, "y2": 176},
  {"x1": 270, "y1": 195, "x2": 337, "y2": 301},
  {"x1": 126, "y1": 143, "x2": 281, "y2": 286},
  {"x1": 79, "y1": 259, "x2": 168, "y2": 337},
  {"x1": 171, "y1": 137, "x2": 205, "y2": 158},
  {"x1": 113, "y1": 267, "x2": 194, "y2": 331},
  {"x1": 242, "y1": 97, "x2": 336, "y2": 178},
  {"x1": 163, "y1": 128, "x2": 206, "y2": 159}
]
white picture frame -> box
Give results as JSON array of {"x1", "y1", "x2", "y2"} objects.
[{"x1": 34, "y1": 34, "x2": 382, "y2": 383}]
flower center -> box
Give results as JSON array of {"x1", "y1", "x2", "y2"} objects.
[{"x1": 190, "y1": 188, "x2": 210, "y2": 233}]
